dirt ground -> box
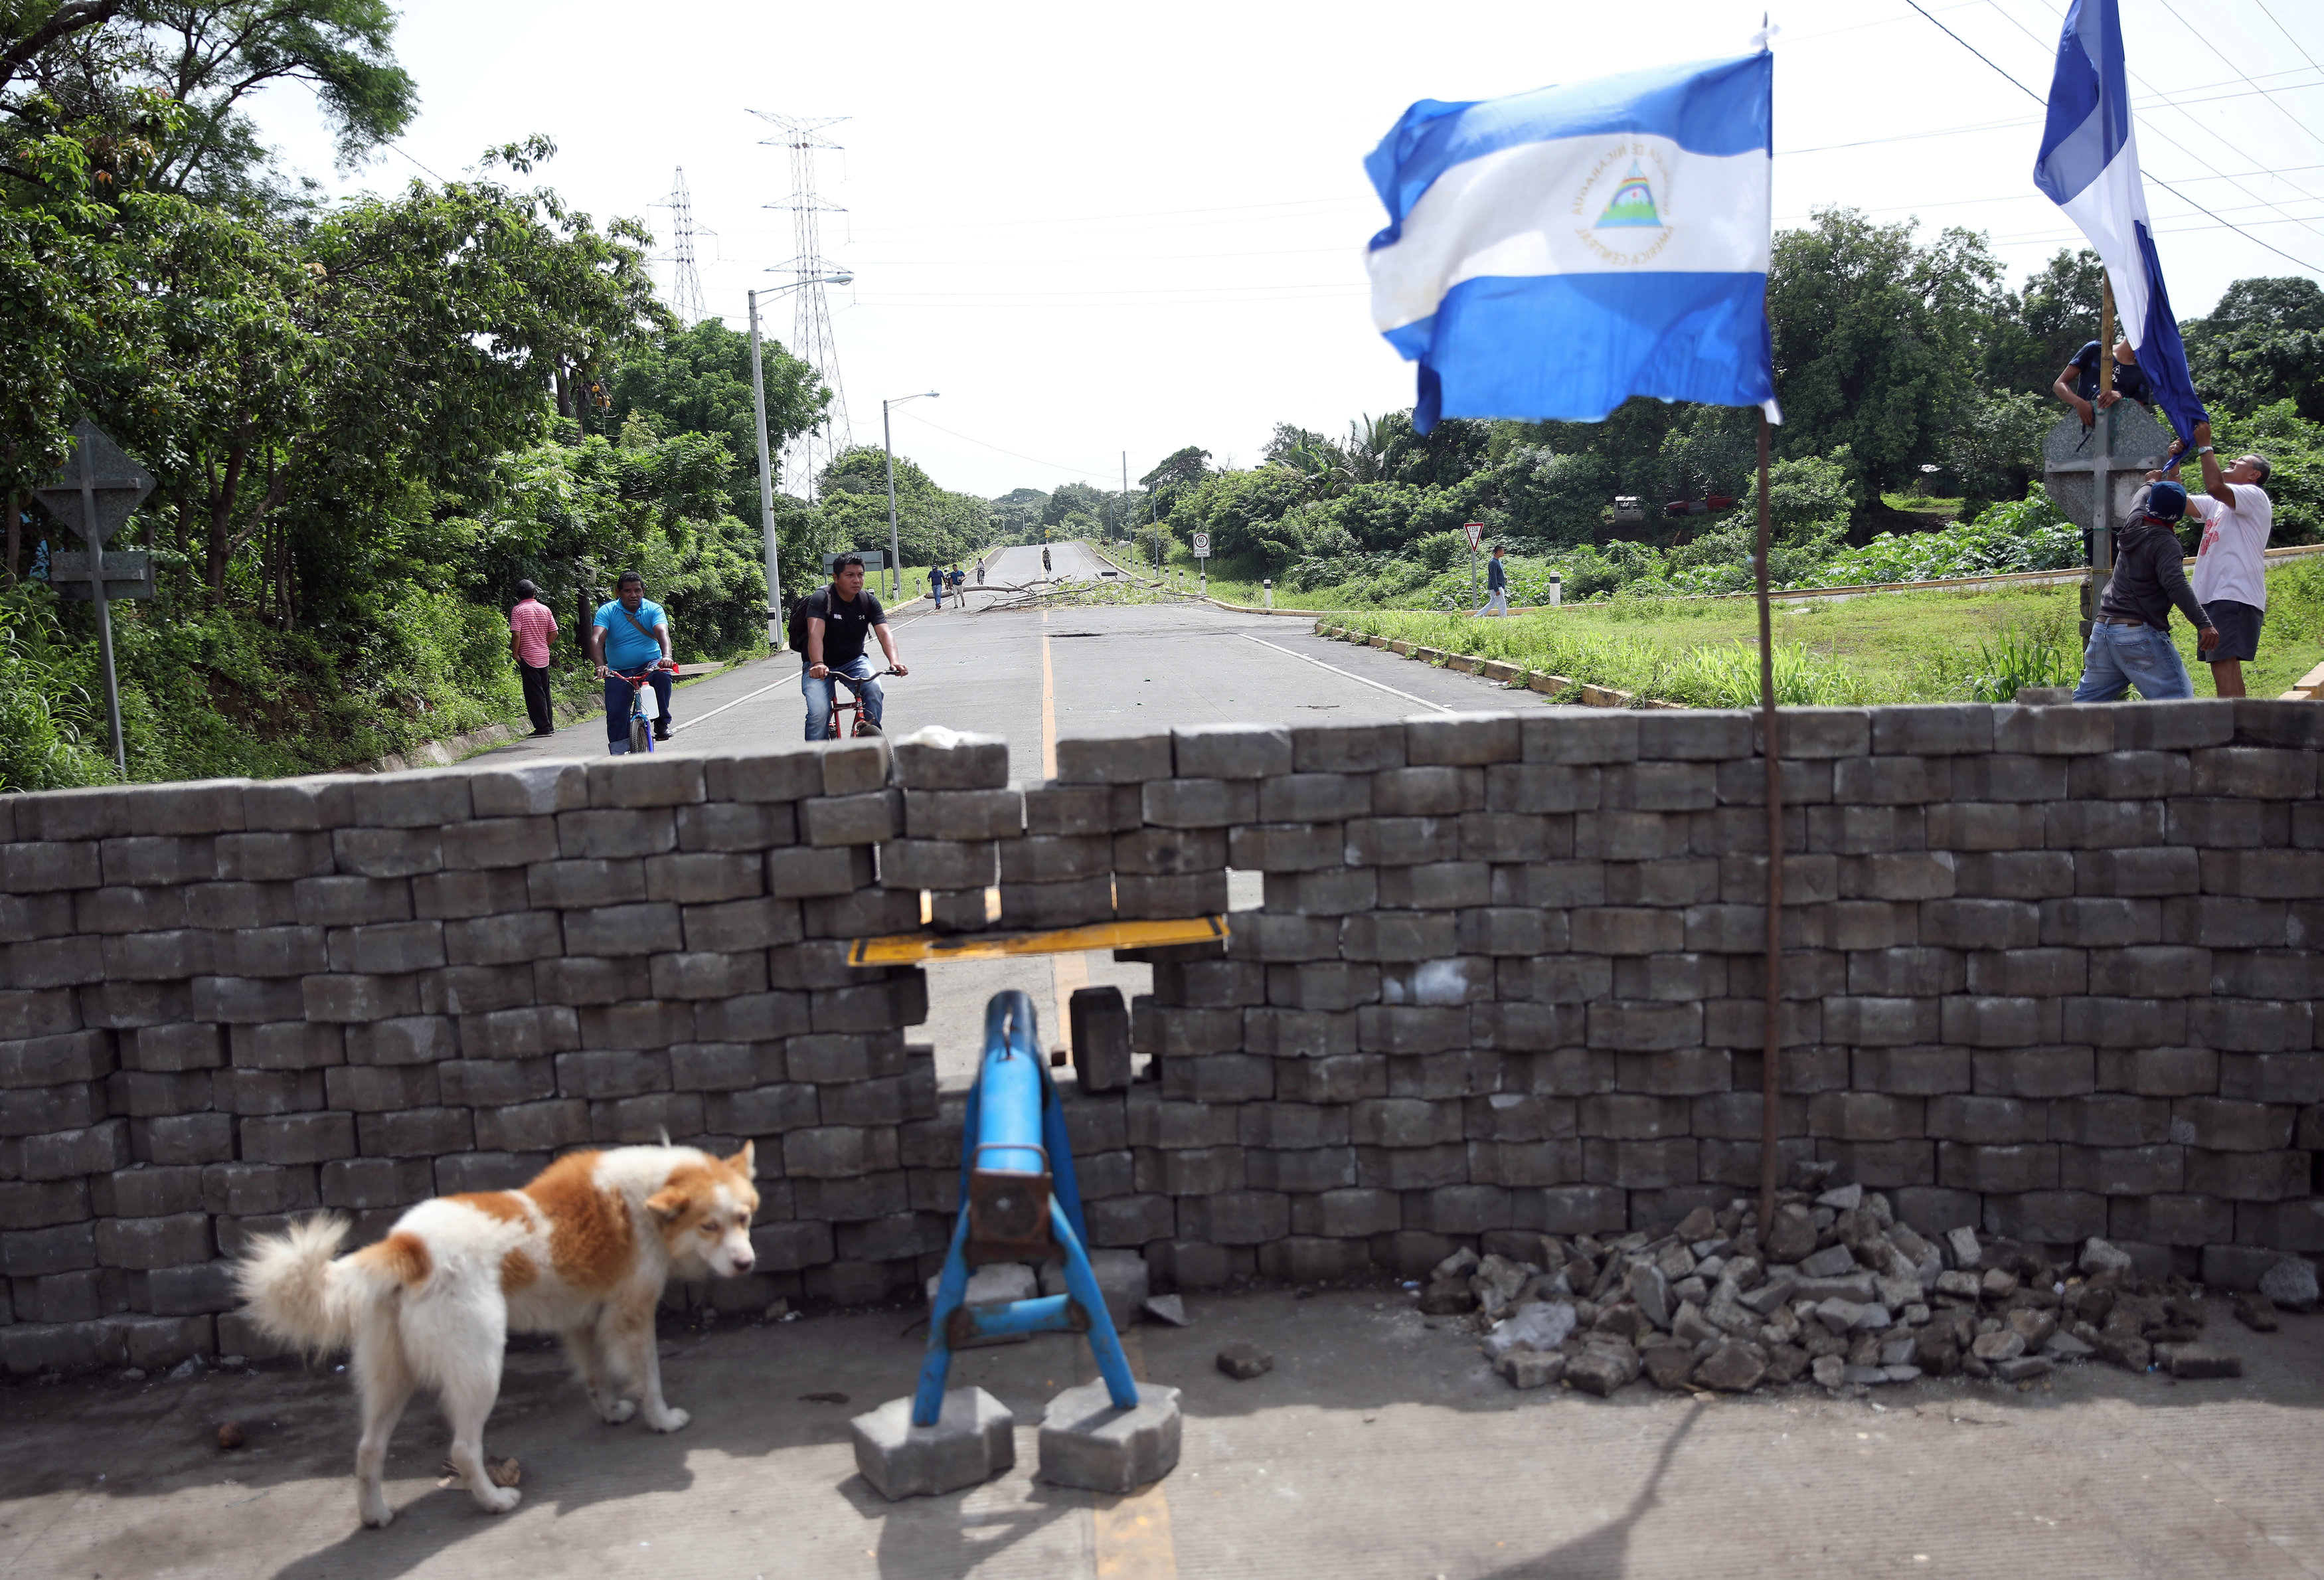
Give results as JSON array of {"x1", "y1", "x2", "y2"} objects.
[{"x1": 2, "y1": 1284, "x2": 2319, "y2": 1580}]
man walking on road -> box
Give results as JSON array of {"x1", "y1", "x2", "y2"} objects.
[
  {"x1": 1479, "y1": 544, "x2": 1510, "y2": 616},
  {"x1": 507, "y1": 579, "x2": 558, "y2": 736},
  {"x1": 802, "y1": 554, "x2": 909, "y2": 739},
  {"x1": 928, "y1": 564, "x2": 946, "y2": 610},
  {"x1": 590, "y1": 571, "x2": 676, "y2": 754},
  {"x1": 2072, "y1": 478, "x2": 2218, "y2": 703},
  {"x1": 2183, "y1": 423, "x2": 2274, "y2": 698}
]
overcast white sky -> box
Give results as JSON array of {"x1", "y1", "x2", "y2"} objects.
[{"x1": 251, "y1": 0, "x2": 2324, "y2": 499}]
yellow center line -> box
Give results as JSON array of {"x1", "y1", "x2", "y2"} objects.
[
  {"x1": 1041, "y1": 606, "x2": 1058, "y2": 780},
  {"x1": 1090, "y1": 1328, "x2": 1179, "y2": 1579}
]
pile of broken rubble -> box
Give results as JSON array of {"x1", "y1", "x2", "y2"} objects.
[{"x1": 1420, "y1": 1180, "x2": 2319, "y2": 1399}]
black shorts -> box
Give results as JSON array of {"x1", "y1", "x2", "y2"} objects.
[{"x1": 2204, "y1": 599, "x2": 2264, "y2": 663}]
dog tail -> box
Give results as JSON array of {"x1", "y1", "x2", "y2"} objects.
[{"x1": 235, "y1": 1213, "x2": 392, "y2": 1358}]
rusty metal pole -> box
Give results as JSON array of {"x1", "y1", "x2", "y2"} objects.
[{"x1": 1756, "y1": 410, "x2": 1783, "y2": 1236}]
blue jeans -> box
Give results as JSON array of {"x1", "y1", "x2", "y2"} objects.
[
  {"x1": 2074, "y1": 620, "x2": 2193, "y2": 702},
  {"x1": 803, "y1": 656, "x2": 882, "y2": 740},
  {"x1": 604, "y1": 669, "x2": 673, "y2": 752}
]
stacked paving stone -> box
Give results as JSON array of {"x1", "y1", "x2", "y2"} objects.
[
  {"x1": 1424, "y1": 1179, "x2": 2269, "y2": 1397},
  {"x1": 1076, "y1": 703, "x2": 2324, "y2": 1292},
  {"x1": 5, "y1": 700, "x2": 2323, "y2": 1379}
]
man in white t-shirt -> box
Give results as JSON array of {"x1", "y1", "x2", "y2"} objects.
[{"x1": 2183, "y1": 421, "x2": 2274, "y2": 698}]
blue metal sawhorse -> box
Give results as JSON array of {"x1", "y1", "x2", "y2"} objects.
[{"x1": 912, "y1": 990, "x2": 1140, "y2": 1427}]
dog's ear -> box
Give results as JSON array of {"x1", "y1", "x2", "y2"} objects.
[
  {"x1": 645, "y1": 1185, "x2": 690, "y2": 1223},
  {"x1": 728, "y1": 1140, "x2": 756, "y2": 1179}
]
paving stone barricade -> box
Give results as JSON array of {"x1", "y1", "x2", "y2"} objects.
[{"x1": 3, "y1": 701, "x2": 2322, "y2": 1375}]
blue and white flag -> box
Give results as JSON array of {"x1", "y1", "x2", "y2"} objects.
[
  {"x1": 2034, "y1": 0, "x2": 2208, "y2": 440},
  {"x1": 1365, "y1": 52, "x2": 1778, "y2": 434}
]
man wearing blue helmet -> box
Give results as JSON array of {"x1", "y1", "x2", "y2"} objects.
[{"x1": 2071, "y1": 475, "x2": 2217, "y2": 703}]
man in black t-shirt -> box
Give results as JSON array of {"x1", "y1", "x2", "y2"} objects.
[
  {"x1": 2053, "y1": 338, "x2": 2154, "y2": 429},
  {"x1": 801, "y1": 555, "x2": 909, "y2": 739}
]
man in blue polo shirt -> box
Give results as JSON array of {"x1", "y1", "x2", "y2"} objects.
[{"x1": 589, "y1": 570, "x2": 675, "y2": 754}]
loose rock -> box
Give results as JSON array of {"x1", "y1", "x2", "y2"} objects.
[
  {"x1": 1495, "y1": 1350, "x2": 1565, "y2": 1390},
  {"x1": 1215, "y1": 1343, "x2": 1273, "y2": 1379},
  {"x1": 2258, "y1": 1258, "x2": 2319, "y2": 1313}
]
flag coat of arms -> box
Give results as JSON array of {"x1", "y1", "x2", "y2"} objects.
[{"x1": 1365, "y1": 52, "x2": 1778, "y2": 432}]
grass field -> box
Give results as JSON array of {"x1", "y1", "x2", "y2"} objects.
[{"x1": 1330, "y1": 557, "x2": 2324, "y2": 706}]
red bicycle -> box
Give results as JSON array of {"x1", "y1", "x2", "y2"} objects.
[{"x1": 821, "y1": 667, "x2": 900, "y2": 739}]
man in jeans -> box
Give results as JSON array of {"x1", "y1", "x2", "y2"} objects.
[
  {"x1": 2072, "y1": 479, "x2": 2219, "y2": 702},
  {"x1": 2183, "y1": 422, "x2": 2274, "y2": 698},
  {"x1": 589, "y1": 571, "x2": 675, "y2": 753},
  {"x1": 1479, "y1": 543, "x2": 1510, "y2": 616},
  {"x1": 507, "y1": 579, "x2": 558, "y2": 736},
  {"x1": 802, "y1": 554, "x2": 909, "y2": 739}
]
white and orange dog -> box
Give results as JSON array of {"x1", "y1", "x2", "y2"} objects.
[{"x1": 237, "y1": 1144, "x2": 760, "y2": 1528}]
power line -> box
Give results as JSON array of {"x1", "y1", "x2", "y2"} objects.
[
  {"x1": 892, "y1": 408, "x2": 1124, "y2": 482},
  {"x1": 1898, "y1": 0, "x2": 2323, "y2": 271},
  {"x1": 1995, "y1": 0, "x2": 2324, "y2": 247},
  {"x1": 2256, "y1": 0, "x2": 2323, "y2": 73}
]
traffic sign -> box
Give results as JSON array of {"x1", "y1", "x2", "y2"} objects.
[
  {"x1": 51, "y1": 551, "x2": 154, "y2": 602},
  {"x1": 823, "y1": 550, "x2": 886, "y2": 572},
  {"x1": 1463, "y1": 521, "x2": 1484, "y2": 552},
  {"x1": 33, "y1": 419, "x2": 153, "y2": 545},
  {"x1": 1191, "y1": 533, "x2": 1211, "y2": 559}
]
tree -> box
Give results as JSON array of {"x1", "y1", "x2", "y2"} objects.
[
  {"x1": 1766, "y1": 207, "x2": 2001, "y2": 499},
  {"x1": 3, "y1": 1, "x2": 419, "y2": 203},
  {"x1": 1984, "y1": 248, "x2": 2104, "y2": 398},
  {"x1": 2184, "y1": 277, "x2": 2324, "y2": 422},
  {"x1": 610, "y1": 317, "x2": 825, "y2": 518},
  {"x1": 1139, "y1": 444, "x2": 1210, "y2": 518},
  {"x1": 1942, "y1": 388, "x2": 2050, "y2": 519}
]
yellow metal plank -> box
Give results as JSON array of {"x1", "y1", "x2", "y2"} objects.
[{"x1": 847, "y1": 915, "x2": 1227, "y2": 965}]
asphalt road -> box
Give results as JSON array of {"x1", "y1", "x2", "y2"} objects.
[
  {"x1": 476, "y1": 538, "x2": 1520, "y2": 782},
  {"x1": 7, "y1": 1288, "x2": 2320, "y2": 1580}
]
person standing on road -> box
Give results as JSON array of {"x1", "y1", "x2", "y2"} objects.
[
  {"x1": 1479, "y1": 544, "x2": 1510, "y2": 616},
  {"x1": 2182, "y1": 423, "x2": 2274, "y2": 698},
  {"x1": 948, "y1": 565, "x2": 966, "y2": 604},
  {"x1": 589, "y1": 571, "x2": 676, "y2": 754},
  {"x1": 803, "y1": 554, "x2": 908, "y2": 739},
  {"x1": 2072, "y1": 479, "x2": 2218, "y2": 703},
  {"x1": 507, "y1": 579, "x2": 559, "y2": 736},
  {"x1": 928, "y1": 563, "x2": 946, "y2": 610},
  {"x1": 1041, "y1": 546, "x2": 1052, "y2": 575}
]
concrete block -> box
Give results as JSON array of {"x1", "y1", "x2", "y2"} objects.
[
  {"x1": 1037, "y1": 1379, "x2": 1181, "y2": 1493},
  {"x1": 473, "y1": 1098, "x2": 587, "y2": 1153},
  {"x1": 1406, "y1": 713, "x2": 1521, "y2": 767},
  {"x1": 903, "y1": 789, "x2": 1023, "y2": 841},
  {"x1": 851, "y1": 1387, "x2": 1016, "y2": 1501},
  {"x1": 1291, "y1": 721, "x2": 1405, "y2": 773},
  {"x1": 1023, "y1": 782, "x2": 1142, "y2": 838},
  {"x1": 681, "y1": 897, "x2": 804, "y2": 954},
  {"x1": 1056, "y1": 729, "x2": 1173, "y2": 785},
  {"x1": 674, "y1": 801, "x2": 797, "y2": 853},
  {"x1": 891, "y1": 729, "x2": 1010, "y2": 790},
  {"x1": 584, "y1": 755, "x2": 705, "y2": 810},
  {"x1": 562, "y1": 902, "x2": 684, "y2": 958},
  {"x1": 466, "y1": 761, "x2": 588, "y2": 818},
  {"x1": 799, "y1": 792, "x2": 900, "y2": 848},
  {"x1": 641, "y1": 851, "x2": 766, "y2": 906},
  {"x1": 1141, "y1": 778, "x2": 1258, "y2": 829},
  {"x1": 999, "y1": 877, "x2": 1115, "y2": 929}
]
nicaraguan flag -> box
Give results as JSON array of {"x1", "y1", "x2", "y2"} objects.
[
  {"x1": 2033, "y1": 0, "x2": 2208, "y2": 440},
  {"x1": 1365, "y1": 52, "x2": 1778, "y2": 434}
]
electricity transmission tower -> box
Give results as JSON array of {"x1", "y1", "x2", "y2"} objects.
[
  {"x1": 749, "y1": 111, "x2": 853, "y2": 501},
  {"x1": 651, "y1": 167, "x2": 712, "y2": 325}
]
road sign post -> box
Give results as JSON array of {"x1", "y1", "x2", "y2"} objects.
[
  {"x1": 1463, "y1": 521, "x2": 1484, "y2": 612},
  {"x1": 1191, "y1": 531, "x2": 1209, "y2": 598},
  {"x1": 32, "y1": 419, "x2": 154, "y2": 774}
]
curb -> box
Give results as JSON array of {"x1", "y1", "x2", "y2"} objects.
[{"x1": 1311, "y1": 620, "x2": 1685, "y2": 710}]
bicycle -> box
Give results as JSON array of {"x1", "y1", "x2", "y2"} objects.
[
  {"x1": 610, "y1": 659, "x2": 680, "y2": 754},
  {"x1": 819, "y1": 665, "x2": 900, "y2": 739}
]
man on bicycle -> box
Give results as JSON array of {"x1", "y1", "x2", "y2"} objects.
[
  {"x1": 590, "y1": 570, "x2": 676, "y2": 754},
  {"x1": 802, "y1": 554, "x2": 908, "y2": 739}
]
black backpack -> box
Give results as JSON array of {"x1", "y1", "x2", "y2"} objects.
[{"x1": 785, "y1": 590, "x2": 819, "y2": 655}]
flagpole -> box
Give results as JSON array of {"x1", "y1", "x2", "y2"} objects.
[
  {"x1": 2087, "y1": 278, "x2": 2116, "y2": 643},
  {"x1": 1755, "y1": 410, "x2": 1782, "y2": 1237}
]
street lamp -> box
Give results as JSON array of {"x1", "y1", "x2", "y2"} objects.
[
  {"x1": 882, "y1": 391, "x2": 939, "y2": 600},
  {"x1": 750, "y1": 272, "x2": 852, "y2": 649}
]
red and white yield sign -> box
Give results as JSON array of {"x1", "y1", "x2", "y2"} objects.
[{"x1": 1463, "y1": 521, "x2": 1484, "y2": 552}]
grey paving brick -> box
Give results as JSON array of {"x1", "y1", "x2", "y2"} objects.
[
  {"x1": 239, "y1": 1111, "x2": 357, "y2": 1165},
  {"x1": 125, "y1": 1112, "x2": 230, "y2": 1168},
  {"x1": 681, "y1": 895, "x2": 805, "y2": 952},
  {"x1": 212, "y1": 1067, "x2": 325, "y2": 1115},
  {"x1": 474, "y1": 1098, "x2": 587, "y2": 1153},
  {"x1": 2050, "y1": 1093, "x2": 2171, "y2": 1146},
  {"x1": 357, "y1": 1106, "x2": 475, "y2": 1158},
  {"x1": 586, "y1": 756, "x2": 706, "y2": 810},
  {"x1": 1055, "y1": 729, "x2": 1172, "y2": 785},
  {"x1": 997, "y1": 877, "x2": 1114, "y2": 929},
  {"x1": 800, "y1": 792, "x2": 902, "y2": 847},
  {"x1": 1969, "y1": 1043, "x2": 2092, "y2": 1097}
]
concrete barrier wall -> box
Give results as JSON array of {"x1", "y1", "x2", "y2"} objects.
[{"x1": 3, "y1": 701, "x2": 2321, "y2": 1373}]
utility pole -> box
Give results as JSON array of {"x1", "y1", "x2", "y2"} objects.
[
  {"x1": 883, "y1": 392, "x2": 939, "y2": 600},
  {"x1": 751, "y1": 112, "x2": 854, "y2": 502},
  {"x1": 748, "y1": 288, "x2": 783, "y2": 649}
]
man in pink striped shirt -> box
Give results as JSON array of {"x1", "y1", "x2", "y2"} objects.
[{"x1": 508, "y1": 580, "x2": 559, "y2": 736}]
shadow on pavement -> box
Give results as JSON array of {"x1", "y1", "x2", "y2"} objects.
[{"x1": 1482, "y1": 1402, "x2": 1702, "y2": 1580}]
